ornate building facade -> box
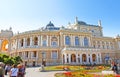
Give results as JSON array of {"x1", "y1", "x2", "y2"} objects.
[{"x1": 0, "y1": 17, "x2": 120, "y2": 66}]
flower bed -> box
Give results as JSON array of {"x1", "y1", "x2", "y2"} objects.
[{"x1": 55, "y1": 72, "x2": 115, "y2": 77}]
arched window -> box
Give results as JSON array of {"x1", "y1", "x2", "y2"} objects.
[
  {"x1": 65, "y1": 36, "x2": 70, "y2": 45},
  {"x1": 75, "y1": 36, "x2": 79, "y2": 46},
  {"x1": 27, "y1": 38, "x2": 30, "y2": 46},
  {"x1": 84, "y1": 37, "x2": 89, "y2": 47},
  {"x1": 34, "y1": 37, "x2": 38, "y2": 45}
]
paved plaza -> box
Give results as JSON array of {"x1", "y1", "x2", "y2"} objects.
[
  {"x1": 4, "y1": 66, "x2": 118, "y2": 77},
  {"x1": 4, "y1": 67, "x2": 65, "y2": 77}
]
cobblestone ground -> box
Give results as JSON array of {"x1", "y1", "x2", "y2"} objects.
[{"x1": 4, "y1": 67, "x2": 65, "y2": 77}]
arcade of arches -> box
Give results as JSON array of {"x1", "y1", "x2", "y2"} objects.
[{"x1": 63, "y1": 53, "x2": 102, "y2": 64}]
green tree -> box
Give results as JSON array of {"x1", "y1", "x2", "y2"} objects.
[
  {"x1": 0, "y1": 53, "x2": 23, "y2": 65},
  {"x1": 13, "y1": 56, "x2": 23, "y2": 65}
]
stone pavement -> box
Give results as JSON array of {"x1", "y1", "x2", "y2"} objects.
[{"x1": 4, "y1": 67, "x2": 65, "y2": 77}]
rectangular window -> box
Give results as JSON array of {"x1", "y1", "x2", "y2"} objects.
[
  {"x1": 25, "y1": 52, "x2": 29, "y2": 57},
  {"x1": 42, "y1": 51, "x2": 46, "y2": 59},
  {"x1": 33, "y1": 51, "x2": 36, "y2": 57},
  {"x1": 51, "y1": 51, "x2": 57, "y2": 59},
  {"x1": 51, "y1": 41, "x2": 57, "y2": 47},
  {"x1": 19, "y1": 52, "x2": 22, "y2": 57},
  {"x1": 42, "y1": 40, "x2": 47, "y2": 46}
]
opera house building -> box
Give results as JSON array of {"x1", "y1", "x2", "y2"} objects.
[{"x1": 0, "y1": 17, "x2": 120, "y2": 66}]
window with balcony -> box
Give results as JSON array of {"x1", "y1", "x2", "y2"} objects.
[
  {"x1": 75, "y1": 36, "x2": 79, "y2": 46},
  {"x1": 84, "y1": 37, "x2": 89, "y2": 47},
  {"x1": 65, "y1": 36, "x2": 70, "y2": 45}
]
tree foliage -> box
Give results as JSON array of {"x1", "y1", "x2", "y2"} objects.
[{"x1": 0, "y1": 54, "x2": 23, "y2": 65}]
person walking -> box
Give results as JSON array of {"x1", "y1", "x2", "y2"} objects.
[
  {"x1": 112, "y1": 63, "x2": 118, "y2": 74},
  {"x1": 17, "y1": 64, "x2": 26, "y2": 77},
  {"x1": 0, "y1": 62, "x2": 5, "y2": 77},
  {"x1": 9, "y1": 64, "x2": 19, "y2": 77}
]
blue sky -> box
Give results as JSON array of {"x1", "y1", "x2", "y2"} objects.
[{"x1": 0, "y1": 0, "x2": 120, "y2": 37}]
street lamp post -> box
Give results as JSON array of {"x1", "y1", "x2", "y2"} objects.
[{"x1": 40, "y1": 52, "x2": 45, "y2": 72}]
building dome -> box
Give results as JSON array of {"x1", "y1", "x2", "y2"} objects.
[
  {"x1": 78, "y1": 21, "x2": 87, "y2": 25},
  {"x1": 46, "y1": 21, "x2": 54, "y2": 28}
]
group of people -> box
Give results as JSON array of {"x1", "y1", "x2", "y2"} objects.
[
  {"x1": 0, "y1": 62, "x2": 26, "y2": 77},
  {"x1": 111, "y1": 62, "x2": 120, "y2": 74}
]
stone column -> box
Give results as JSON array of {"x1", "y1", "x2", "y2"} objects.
[
  {"x1": 87, "y1": 54, "x2": 89, "y2": 64},
  {"x1": 23, "y1": 38, "x2": 26, "y2": 48},
  {"x1": 46, "y1": 35, "x2": 48, "y2": 46},
  {"x1": 30, "y1": 37, "x2": 33, "y2": 46},
  {"x1": 80, "y1": 54, "x2": 82, "y2": 64},
  {"x1": 38, "y1": 36, "x2": 40, "y2": 46},
  {"x1": 96, "y1": 54, "x2": 99, "y2": 64},
  {"x1": 57, "y1": 36, "x2": 59, "y2": 47},
  {"x1": 108, "y1": 42, "x2": 111, "y2": 49},
  {"x1": 82, "y1": 36, "x2": 84, "y2": 47},
  {"x1": 76, "y1": 54, "x2": 78, "y2": 64},
  {"x1": 79, "y1": 36, "x2": 81, "y2": 46},
  {"x1": 99, "y1": 53, "x2": 102, "y2": 64},
  {"x1": 90, "y1": 54, "x2": 93, "y2": 63},
  {"x1": 96, "y1": 41, "x2": 98, "y2": 48},
  {"x1": 104, "y1": 42, "x2": 107, "y2": 49},
  {"x1": 37, "y1": 51, "x2": 39, "y2": 59},
  {"x1": 64, "y1": 35, "x2": 65, "y2": 45},
  {"x1": 23, "y1": 52, "x2": 25, "y2": 59},
  {"x1": 41, "y1": 35, "x2": 42, "y2": 46},
  {"x1": 88, "y1": 37, "x2": 91, "y2": 47},
  {"x1": 17, "y1": 39, "x2": 20, "y2": 49},
  {"x1": 28, "y1": 51, "x2": 31, "y2": 59},
  {"x1": 68, "y1": 54, "x2": 71, "y2": 64},
  {"x1": 31, "y1": 52, "x2": 33, "y2": 58},
  {"x1": 49, "y1": 36, "x2": 51, "y2": 47},
  {"x1": 64, "y1": 54, "x2": 67, "y2": 64},
  {"x1": 71, "y1": 35, "x2": 74, "y2": 46}
]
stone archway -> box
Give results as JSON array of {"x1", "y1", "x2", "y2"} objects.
[
  {"x1": 1, "y1": 40, "x2": 9, "y2": 51},
  {"x1": 82, "y1": 54, "x2": 87, "y2": 62},
  {"x1": 71, "y1": 54, "x2": 76, "y2": 62},
  {"x1": 92, "y1": 54, "x2": 96, "y2": 62}
]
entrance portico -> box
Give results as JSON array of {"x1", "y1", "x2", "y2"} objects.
[{"x1": 62, "y1": 47, "x2": 102, "y2": 65}]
